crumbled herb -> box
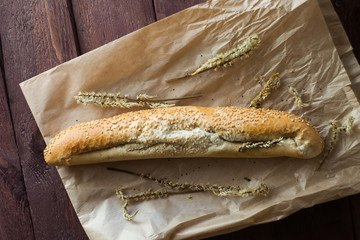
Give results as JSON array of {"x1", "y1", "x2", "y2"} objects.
[
  {"x1": 288, "y1": 86, "x2": 310, "y2": 108},
  {"x1": 318, "y1": 116, "x2": 355, "y2": 169},
  {"x1": 250, "y1": 73, "x2": 280, "y2": 108}
]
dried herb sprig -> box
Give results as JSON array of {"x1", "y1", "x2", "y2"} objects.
[
  {"x1": 109, "y1": 167, "x2": 269, "y2": 220},
  {"x1": 123, "y1": 200, "x2": 139, "y2": 221},
  {"x1": 238, "y1": 137, "x2": 284, "y2": 152},
  {"x1": 117, "y1": 183, "x2": 268, "y2": 220},
  {"x1": 288, "y1": 86, "x2": 310, "y2": 108},
  {"x1": 117, "y1": 187, "x2": 199, "y2": 201},
  {"x1": 250, "y1": 73, "x2": 280, "y2": 108},
  {"x1": 115, "y1": 187, "x2": 140, "y2": 221},
  {"x1": 116, "y1": 188, "x2": 197, "y2": 220},
  {"x1": 165, "y1": 35, "x2": 261, "y2": 83},
  {"x1": 214, "y1": 183, "x2": 269, "y2": 197},
  {"x1": 108, "y1": 168, "x2": 269, "y2": 197},
  {"x1": 318, "y1": 116, "x2": 355, "y2": 169},
  {"x1": 75, "y1": 91, "x2": 202, "y2": 109}
]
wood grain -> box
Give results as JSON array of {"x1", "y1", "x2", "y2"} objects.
[
  {"x1": 0, "y1": 36, "x2": 4, "y2": 76},
  {"x1": 71, "y1": 0, "x2": 156, "y2": 53},
  {"x1": 349, "y1": 194, "x2": 360, "y2": 240},
  {"x1": 331, "y1": 0, "x2": 360, "y2": 61},
  {"x1": 0, "y1": 0, "x2": 87, "y2": 239},
  {"x1": 0, "y1": 56, "x2": 34, "y2": 239},
  {"x1": 153, "y1": 0, "x2": 207, "y2": 20}
]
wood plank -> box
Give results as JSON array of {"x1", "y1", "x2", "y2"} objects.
[
  {"x1": 0, "y1": 52, "x2": 34, "y2": 239},
  {"x1": 153, "y1": 0, "x2": 207, "y2": 20},
  {"x1": 349, "y1": 194, "x2": 360, "y2": 240},
  {"x1": 331, "y1": 0, "x2": 360, "y2": 61},
  {"x1": 71, "y1": 0, "x2": 156, "y2": 53},
  {"x1": 0, "y1": 36, "x2": 3, "y2": 74},
  {"x1": 0, "y1": 1, "x2": 87, "y2": 239}
]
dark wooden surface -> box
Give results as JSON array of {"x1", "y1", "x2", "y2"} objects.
[{"x1": 0, "y1": 0, "x2": 359, "y2": 239}]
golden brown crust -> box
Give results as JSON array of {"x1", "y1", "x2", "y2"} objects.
[{"x1": 44, "y1": 106, "x2": 324, "y2": 166}]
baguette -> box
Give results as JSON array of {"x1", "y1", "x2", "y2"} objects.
[{"x1": 44, "y1": 106, "x2": 324, "y2": 166}]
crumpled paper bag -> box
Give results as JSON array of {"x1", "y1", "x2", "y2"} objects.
[{"x1": 20, "y1": 0, "x2": 360, "y2": 239}]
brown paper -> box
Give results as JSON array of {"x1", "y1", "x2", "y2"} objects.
[{"x1": 20, "y1": 0, "x2": 360, "y2": 239}]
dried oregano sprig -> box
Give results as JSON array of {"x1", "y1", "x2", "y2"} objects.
[
  {"x1": 250, "y1": 73, "x2": 280, "y2": 108},
  {"x1": 288, "y1": 86, "x2": 310, "y2": 108},
  {"x1": 116, "y1": 188, "x2": 156, "y2": 221},
  {"x1": 165, "y1": 35, "x2": 261, "y2": 83},
  {"x1": 318, "y1": 116, "x2": 355, "y2": 169},
  {"x1": 139, "y1": 173, "x2": 269, "y2": 197},
  {"x1": 109, "y1": 167, "x2": 269, "y2": 220},
  {"x1": 109, "y1": 168, "x2": 269, "y2": 198},
  {"x1": 116, "y1": 184, "x2": 268, "y2": 220},
  {"x1": 122, "y1": 200, "x2": 139, "y2": 221},
  {"x1": 116, "y1": 188, "x2": 198, "y2": 221},
  {"x1": 75, "y1": 92, "x2": 202, "y2": 109},
  {"x1": 117, "y1": 188, "x2": 199, "y2": 202},
  {"x1": 238, "y1": 137, "x2": 284, "y2": 152}
]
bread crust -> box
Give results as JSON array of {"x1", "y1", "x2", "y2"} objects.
[{"x1": 44, "y1": 106, "x2": 324, "y2": 166}]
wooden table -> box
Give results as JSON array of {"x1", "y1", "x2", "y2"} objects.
[{"x1": 0, "y1": 0, "x2": 359, "y2": 239}]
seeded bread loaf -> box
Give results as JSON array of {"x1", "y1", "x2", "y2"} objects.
[{"x1": 44, "y1": 106, "x2": 324, "y2": 166}]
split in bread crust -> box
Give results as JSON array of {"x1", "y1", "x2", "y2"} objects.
[{"x1": 44, "y1": 106, "x2": 324, "y2": 166}]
